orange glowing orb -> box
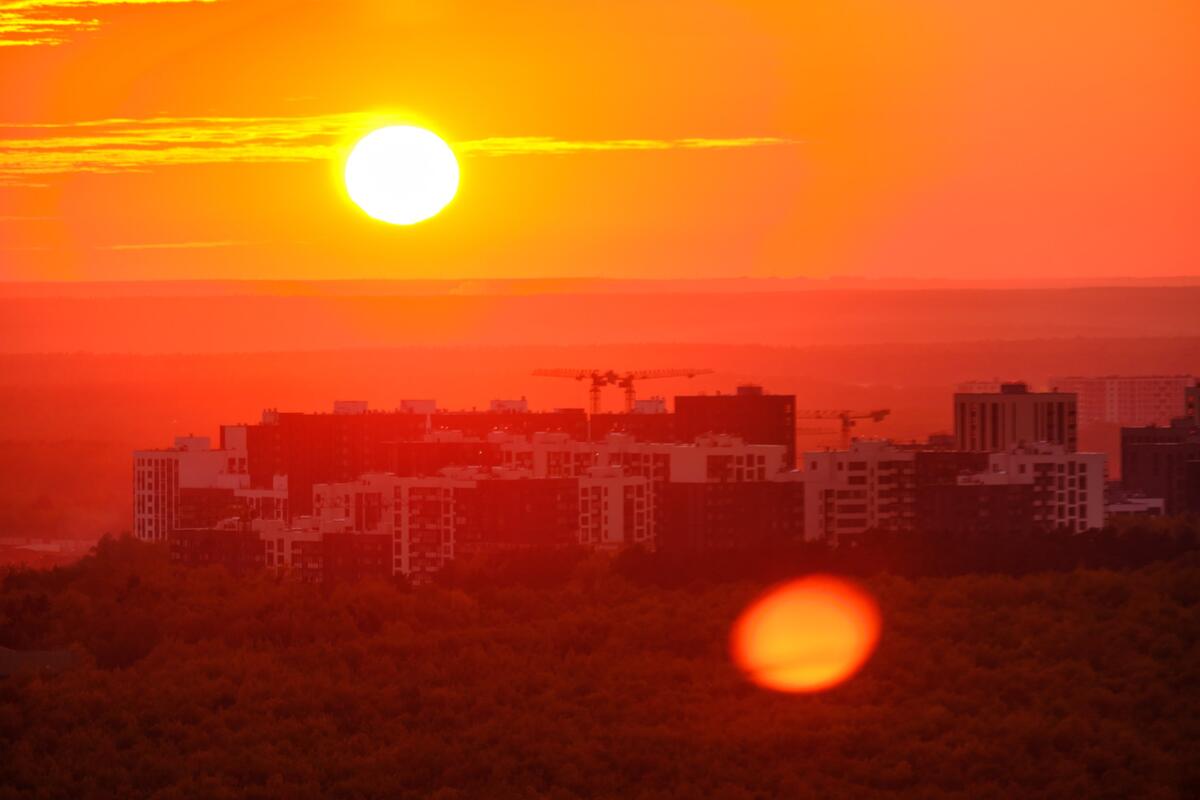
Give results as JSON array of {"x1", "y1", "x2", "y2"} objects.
[
  {"x1": 731, "y1": 575, "x2": 881, "y2": 693},
  {"x1": 344, "y1": 125, "x2": 459, "y2": 225}
]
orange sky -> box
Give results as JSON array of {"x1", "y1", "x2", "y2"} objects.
[{"x1": 1, "y1": 0, "x2": 1197, "y2": 282}]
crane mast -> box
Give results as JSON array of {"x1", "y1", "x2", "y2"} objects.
[
  {"x1": 794, "y1": 409, "x2": 891, "y2": 448},
  {"x1": 533, "y1": 368, "x2": 714, "y2": 414}
]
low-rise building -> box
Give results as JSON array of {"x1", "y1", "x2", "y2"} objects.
[
  {"x1": 1104, "y1": 488, "x2": 1166, "y2": 517},
  {"x1": 805, "y1": 440, "x2": 1106, "y2": 542},
  {"x1": 134, "y1": 434, "x2": 287, "y2": 543},
  {"x1": 310, "y1": 465, "x2": 652, "y2": 581}
]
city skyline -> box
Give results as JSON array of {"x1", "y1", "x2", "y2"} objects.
[{"x1": 133, "y1": 378, "x2": 1199, "y2": 564}]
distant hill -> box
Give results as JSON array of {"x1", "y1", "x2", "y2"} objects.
[{"x1": 1, "y1": 284, "x2": 1198, "y2": 353}]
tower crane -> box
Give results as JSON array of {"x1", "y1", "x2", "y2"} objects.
[
  {"x1": 795, "y1": 409, "x2": 890, "y2": 449},
  {"x1": 533, "y1": 368, "x2": 714, "y2": 414}
]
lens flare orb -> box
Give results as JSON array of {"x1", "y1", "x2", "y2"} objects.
[
  {"x1": 344, "y1": 125, "x2": 459, "y2": 225},
  {"x1": 731, "y1": 575, "x2": 881, "y2": 693}
]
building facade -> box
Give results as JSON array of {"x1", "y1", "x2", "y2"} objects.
[
  {"x1": 804, "y1": 440, "x2": 1105, "y2": 542},
  {"x1": 1050, "y1": 375, "x2": 1195, "y2": 426},
  {"x1": 674, "y1": 384, "x2": 797, "y2": 467},
  {"x1": 1121, "y1": 419, "x2": 1200, "y2": 515},
  {"x1": 134, "y1": 435, "x2": 287, "y2": 543},
  {"x1": 954, "y1": 382, "x2": 1077, "y2": 452},
  {"x1": 803, "y1": 440, "x2": 917, "y2": 542},
  {"x1": 967, "y1": 445, "x2": 1105, "y2": 533}
]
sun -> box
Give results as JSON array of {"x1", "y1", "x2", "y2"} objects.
[
  {"x1": 344, "y1": 125, "x2": 459, "y2": 225},
  {"x1": 731, "y1": 575, "x2": 881, "y2": 693}
]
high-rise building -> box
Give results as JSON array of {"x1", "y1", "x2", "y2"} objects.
[
  {"x1": 803, "y1": 441, "x2": 917, "y2": 542},
  {"x1": 1049, "y1": 375, "x2": 1195, "y2": 426},
  {"x1": 674, "y1": 384, "x2": 797, "y2": 467},
  {"x1": 954, "y1": 382, "x2": 1077, "y2": 452},
  {"x1": 1121, "y1": 419, "x2": 1200, "y2": 515}
]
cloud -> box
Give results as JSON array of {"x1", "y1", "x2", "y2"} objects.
[
  {"x1": 0, "y1": 113, "x2": 798, "y2": 183},
  {"x1": 102, "y1": 239, "x2": 253, "y2": 250},
  {"x1": 458, "y1": 136, "x2": 799, "y2": 157},
  {"x1": 0, "y1": 0, "x2": 215, "y2": 47}
]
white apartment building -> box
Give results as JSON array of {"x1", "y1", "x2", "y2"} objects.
[
  {"x1": 579, "y1": 466, "x2": 653, "y2": 549},
  {"x1": 803, "y1": 440, "x2": 916, "y2": 542},
  {"x1": 803, "y1": 439, "x2": 1106, "y2": 543},
  {"x1": 310, "y1": 464, "x2": 654, "y2": 580},
  {"x1": 1050, "y1": 375, "x2": 1195, "y2": 426},
  {"x1": 497, "y1": 431, "x2": 789, "y2": 484},
  {"x1": 133, "y1": 435, "x2": 246, "y2": 542},
  {"x1": 133, "y1": 432, "x2": 286, "y2": 542},
  {"x1": 976, "y1": 445, "x2": 1105, "y2": 532}
]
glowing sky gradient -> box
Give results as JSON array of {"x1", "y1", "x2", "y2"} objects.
[{"x1": 1, "y1": 1, "x2": 1197, "y2": 281}]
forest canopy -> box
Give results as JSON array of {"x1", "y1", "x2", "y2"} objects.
[{"x1": 1, "y1": 534, "x2": 1198, "y2": 799}]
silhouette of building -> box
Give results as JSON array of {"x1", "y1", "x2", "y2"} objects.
[
  {"x1": 142, "y1": 382, "x2": 1123, "y2": 582},
  {"x1": 588, "y1": 410, "x2": 675, "y2": 443},
  {"x1": 658, "y1": 477, "x2": 805, "y2": 551},
  {"x1": 1050, "y1": 375, "x2": 1194, "y2": 426},
  {"x1": 169, "y1": 527, "x2": 265, "y2": 573},
  {"x1": 385, "y1": 431, "x2": 503, "y2": 476},
  {"x1": 674, "y1": 384, "x2": 797, "y2": 467},
  {"x1": 1104, "y1": 488, "x2": 1166, "y2": 517},
  {"x1": 916, "y1": 479, "x2": 1035, "y2": 535},
  {"x1": 954, "y1": 382, "x2": 1077, "y2": 452},
  {"x1": 320, "y1": 532, "x2": 393, "y2": 582},
  {"x1": 1187, "y1": 386, "x2": 1200, "y2": 425},
  {"x1": 911, "y1": 450, "x2": 1039, "y2": 535},
  {"x1": 241, "y1": 402, "x2": 589, "y2": 518},
  {"x1": 309, "y1": 467, "x2": 645, "y2": 582},
  {"x1": 1121, "y1": 418, "x2": 1200, "y2": 516}
]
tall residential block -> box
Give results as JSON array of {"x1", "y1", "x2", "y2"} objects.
[
  {"x1": 1050, "y1": 375, "x2": 1195, "y2": 426},
  {"x1": 674, "y1": 384, "x2": 797, "y2": 467},
  {"x1": 954, "y1": 382, "x2": 1077, "y2": 452}
]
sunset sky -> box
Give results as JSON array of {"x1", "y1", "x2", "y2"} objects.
[{"x1": 1, "y1": 0, "x2": 1197, "y2": 282}]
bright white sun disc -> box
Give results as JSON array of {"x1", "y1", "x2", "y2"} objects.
[{"x1": 344, "y1": 126, "x2": 459, "y2": 225}]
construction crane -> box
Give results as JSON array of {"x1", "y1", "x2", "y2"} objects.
[
  {"x1": 795, "y1": 409, "x2": 890, "y2": 448},
  {"x1": 533, "y1": 368, "x2": 714, "y2": 414}
]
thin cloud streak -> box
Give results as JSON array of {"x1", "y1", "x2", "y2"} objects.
[
  {"x1": 102, "y1": 239, "x2": 253, "y2": 251},
  {"x1": 457, "y1": 136, "x2": 799, "y2": 156},
  {"x1": 0, "y1": 0, "x2": 216, "y2": 47},
  {"x1": 0, "y1": 113, "x2": 799, "y2": 182}
]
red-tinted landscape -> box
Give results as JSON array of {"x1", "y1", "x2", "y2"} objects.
[{"x1": 4, "y1": 1, "x2": 1200, "y2": 797}]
